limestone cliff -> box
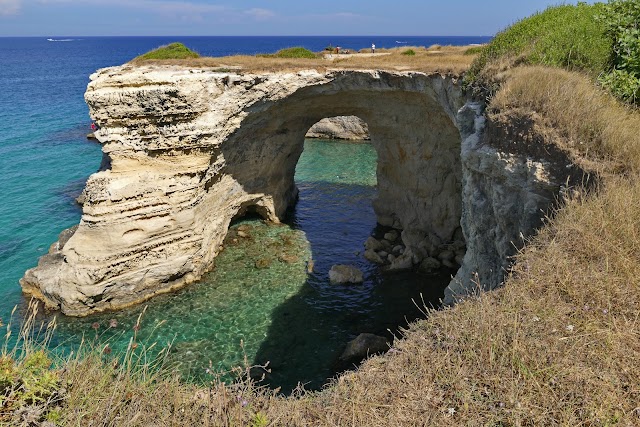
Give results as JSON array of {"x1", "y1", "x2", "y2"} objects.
[
  {"x1": 21, "y1": 66, "x2": 464, "y2": 316},
  {"x1": 447, "y1": 102, "x2": 593, "y2": 303}
]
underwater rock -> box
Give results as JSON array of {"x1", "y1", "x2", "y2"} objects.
[
  {"x1": 278, "y1": 253, "x2": 299, "y2": 264},
  {"x1": 340, "y1": 333, "x2": 389, "y2": 361},
  {"x1": 329, "y1": 265, "x2": 364, "y2": 284},
  {"x1": 255, "y1": 258, "x2": 272, "y2": 269},
  {"x1": 418, "y1": 257, "x2": 441, "y2": 274},
  {"x1": 364, "y1": 249, "x2": 384, "y2": 265}
]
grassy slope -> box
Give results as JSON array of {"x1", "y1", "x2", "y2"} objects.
[{"x1": 4, "y1": 4, "x2": 640, "y2": 426}]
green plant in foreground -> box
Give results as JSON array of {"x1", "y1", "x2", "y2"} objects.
[
  {"x1": 0, "y1": 304, "x2": 63, "y2": 424},
  {"x1": 598, "y1": 0, "x2": 640, "y2": 104},
  {"x1": 251, "y1": 412, "x2": 269, "y2": 427},
  {"x1": 134, "y1": 42, "x2": 200, "y2": 61},
  {"x1": 402, "y1": 49, "x2": 416, "y2": 56},
  {"x1": 464, "y1": 46, "x2": 484, "y2": 55}
]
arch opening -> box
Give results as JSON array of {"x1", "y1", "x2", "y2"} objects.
[{"x1": 234, "y1": 107, "x2": 465, "y2": 392}]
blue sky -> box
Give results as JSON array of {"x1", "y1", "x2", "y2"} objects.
[{"x1": 0, "y1": 0, "x2": 595, "y2": 37}]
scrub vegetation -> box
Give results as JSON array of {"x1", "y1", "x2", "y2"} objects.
[
  {"x1": 257, "y1": 47, "x2": 318, "y2": 59},
  {"x1": 5, "y1": 2, "x2": 640, "y2": 426},
  {"x1": 132, "y1": 42, "x2": 200, "y2": 61}
]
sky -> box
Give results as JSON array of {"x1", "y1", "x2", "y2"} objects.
[{"x1": 0, "y1": 0, "x2": 596, "y2": 37}]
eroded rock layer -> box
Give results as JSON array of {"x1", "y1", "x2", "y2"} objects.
[
  {"x1": 21, "y1": 66, "x2": 465, "y2": 316},
  {"x1": 305, "y1": 116, "x2": 370, "y2": 140}
]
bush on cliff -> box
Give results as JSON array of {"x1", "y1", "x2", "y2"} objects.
[
  {"x1": 598, "y1": 0, "x2": 640, "y2": 104},
  {"x1": 258, "y1": 47, "x2": 318, "y2": 59},
  {"x1": 133, "y1": 42, "x2": 200, "y2": 61}
]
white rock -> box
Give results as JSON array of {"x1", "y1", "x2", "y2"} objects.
[
  {"x1": 383, "y1": 230, "x2": 399, "y2": 242},
  {"x1": 364, "y1": 236, "x2": 384, "y2": 251},
  {"x1": 305, "y1": 116, "x2": 370, "y2": 140}
]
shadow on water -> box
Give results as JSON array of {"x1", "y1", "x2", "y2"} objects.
[{"x1": 250, "y1": 180, "x2": 452, "y2": 394}]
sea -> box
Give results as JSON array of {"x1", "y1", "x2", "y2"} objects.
[{"x1": 0, "y1": 35, "x2": 490, "y2": 392}]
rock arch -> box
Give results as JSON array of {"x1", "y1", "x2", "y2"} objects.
[{"x1": 20, "y1": 67, "x2": 466, "y2": 316}]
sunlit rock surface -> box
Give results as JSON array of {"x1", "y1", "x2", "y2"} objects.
[{"x1": 305, "y1": 116, "x2": 369, "y2": 140}]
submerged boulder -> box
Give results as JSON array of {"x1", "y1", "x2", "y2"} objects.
[
  {"x1": 364, "y1": 249, "x2": 384, "y2": 265},
  {"x1": 340, "y1": 333, "x2": 390, "y2": 361},
  {"x1": 329, "y1": 265, "x2": 364, "y2": 284}
]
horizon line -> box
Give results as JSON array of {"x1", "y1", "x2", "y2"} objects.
[{"x1": 0, "y1": 34, "x2": 494, "y2": 38}]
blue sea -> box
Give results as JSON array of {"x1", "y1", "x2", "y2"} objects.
[{"x1": 0, "y1": 35, "x2": 489, "y2": 391}]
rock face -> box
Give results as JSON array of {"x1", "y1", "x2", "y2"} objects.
[
  {"x1": 445, "y1": 102, "x2": 594, "y2": 304},
  {"x1": 20, "y1": 66, "x2": 464, "y2": 316},
  {"x1": 305, "y1": 116, "x2": 370, "y2": 140}
]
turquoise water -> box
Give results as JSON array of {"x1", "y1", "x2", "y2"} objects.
[{"x1": 0, "y1": 37, "x2": 467, "y2": 392}]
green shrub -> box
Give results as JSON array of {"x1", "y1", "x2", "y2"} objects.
[
  {"x1": 402, "y1": 49, "x2": 416, "y2": 56},
  {"x1": 466, "y1": 4, "x2": 611, "y2": 84},
  {"x1": 598, "y1": 0, "x2": 640, "y2": 104},
  {"x1": 259, "y1": 47, "x2": 317, "y2": 59},
  {"x1": 0, "y1": 351, "x2": 62, "y2": 422},
  {"x1": 134, "y1": 42, "x2": 200, "y2": 61},
  {"x1": 464, "y1": 46, "x2": 485, "y2": 55}
]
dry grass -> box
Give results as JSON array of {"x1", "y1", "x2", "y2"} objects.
[
  {"x1": 130, "y1": 45, "x2": 477, "y2": 74},
  {"x1": 279, "y1": 175, "x2": 640, "y2": 426},
  {"x1": 492, "y1": 66, "x2": 640, "y2": 173}
]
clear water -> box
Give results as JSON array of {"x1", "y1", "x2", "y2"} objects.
[{"x1": 0, "y1": 36, "x2": 480, "y2": 392}]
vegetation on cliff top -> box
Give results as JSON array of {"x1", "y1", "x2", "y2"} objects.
[
  {"x1": 465, "y1": 3, "x2": 611, "y2": 94},
  {"x1": 467, "y1": 1, "x2": 640, "y2": 106},
  {"x1": 133, "y1": 42, "x2": 200, "y2": 61},
  {"x1": 4, "y1": 2, "x2": 640, "y2": 426},
  {"x1": 128, "y1": 44, "x2": 477, "y2": 74},
  {"x1": 257, "y1": 47, "x2": 318, "y2": 59},
  {"x1": 598, "y1": 0, "x2": 640, "y2": 103}
]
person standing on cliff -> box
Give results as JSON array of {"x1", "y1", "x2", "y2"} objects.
[{"x1": 371, "y1": 43, "x2": 375, "y2": 53}]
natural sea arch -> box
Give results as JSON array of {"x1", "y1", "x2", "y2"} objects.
[{"x1": 21, "y1": 68, "x2": 467, "y2": 316}]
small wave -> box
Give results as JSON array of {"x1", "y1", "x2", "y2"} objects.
[
  {"x1": 47, "y1": 38, "x2": 75, "y2": 42},
  {"x1": 395, "y1": 41, "x2": 407, "y2": 44}
]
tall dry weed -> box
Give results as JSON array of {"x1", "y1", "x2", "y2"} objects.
[{"x1": 493, "y1": 66, "x2": 640, "y2": 172}]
